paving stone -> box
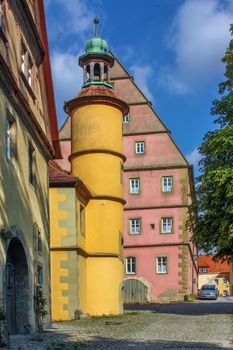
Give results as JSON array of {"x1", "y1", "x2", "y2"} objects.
[{"x1": 3, "y1": 304, "x2": 233, "y2": 350}]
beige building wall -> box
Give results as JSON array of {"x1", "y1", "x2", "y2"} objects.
[{"x1": 0, "y1": 0, "x2": 55, "y2": 335}]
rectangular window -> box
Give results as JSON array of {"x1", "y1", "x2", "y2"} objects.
[
  {"x1": 129, "y1": 219, "x2": 141, "y2": 235},
  {"x1": 37, "y1": 265, "x2": 43, "y2": 286},
  {"x1": 29, "y1": 143, "x2": 36, "y2": 187},
  {"x1": 161, "y1": 217, "x2": 173, "y2": 233},
  {"x1": 162, "y1": 176, "x2": 173, "y2": 192},
  {"x1": 28, "y1": 56, "x2": 33, "y2": 87},
  {"x1": 214, "y1": 279, "x2": 219, "y2": 285},
  {"x1": 199, "y1": 267, "x2": 208, "y2": 273},
  {"x1": 223, "y1": 278, "x2": 228, "y2": 284},
  {"x1": 123, "y1": 113, "x2": 129, "y2": 124},
  {"x1": 135, "y1": 141, "x2": 145, "y2": 154},
  {"x1": 129, "y1": 178, "x2": 140, "y2": 194},
  {"x1": 21, "y1": 42, "x2": 26, "y2": 74},
  {"x1": 6, "y1": 111, "x2": 16, "y2": 163},
  {"x1": 156, "y1": 257, "x2": 167, "y2": 274},
  {"x1": 20, "y1": 40, "x2": 34, "y2": 88},
  {"x1": 125, "y1": 257, "x2": 136, "y2": 274},
  {"x1": 80, "y1": 204, "x2": 85, "y2": 235}
]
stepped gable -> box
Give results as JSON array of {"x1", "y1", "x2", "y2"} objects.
[
  {"x1": 58, "y1": 54, "x2": 189, "y2": 167},
  {"x1": 111, "y1": 55, "x2": 168, "y2": 132},
  {"x1": 49, "y1": 159, "x2": 77, "y2": 186}
]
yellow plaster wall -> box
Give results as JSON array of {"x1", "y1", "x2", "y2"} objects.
[
  {"x1": 85, "y1": 257, "x2": 124, "y2": 315},
  {"x1": 72, "y1": 154, "x2": 123, "y2": 198},
  {"x1": 71, "y1": 102, "x2": 125, "y2": 315},
  {"x1": 85, "y1": 200, "x2": 123, "y2": 253},
  {"x1": 78, "y1": 255, "x2": 87, "y2": 312},
  {"x1": 71, "y1": 105, "x2": 123, "y2": 155}
]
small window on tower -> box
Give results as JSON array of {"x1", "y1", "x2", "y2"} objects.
[
  {"x1": 123, "y1": 113, "x2": 129, "y2": 124},
  {"x1": 80, "y1": 204, "x2": 85, "y2": 235},
  {"x1": 104, "y1": 65, "x2": 108, "y2": 80},
  {"x1": 94, "y1": 63, "x2": 101, "y2": 80}
]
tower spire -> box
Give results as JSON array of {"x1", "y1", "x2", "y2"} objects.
[{"x1": 94, "y1": 16, "x2": 99, "y2": 37}]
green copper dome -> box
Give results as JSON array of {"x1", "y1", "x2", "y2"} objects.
[
  {"x1": 85, "y1": 37, "x2": 108, "y2": 54},
  {"x1": 84, "y1": 16, "x2": 110, "y2": 55}
]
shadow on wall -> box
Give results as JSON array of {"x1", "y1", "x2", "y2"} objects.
[{"x1": 0, "y1": 142, "x2": 49, "y2": 250}]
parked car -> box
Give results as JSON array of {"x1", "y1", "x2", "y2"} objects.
[{"x1": 198, "y1": 285, "x2": 218, "y2": 300}]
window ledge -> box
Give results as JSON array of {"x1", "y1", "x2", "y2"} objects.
[{"x1": 20, "y1": 70, "x2": 36, "y2": 101}]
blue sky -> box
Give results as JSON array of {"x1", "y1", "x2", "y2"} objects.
[{"x1": 44, "y1": 0, "x2": 233, "y2": 171}]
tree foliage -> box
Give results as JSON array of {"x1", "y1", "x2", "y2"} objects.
[{"x1": 192, "y1": 24, "x2": 233, "y2": 261}]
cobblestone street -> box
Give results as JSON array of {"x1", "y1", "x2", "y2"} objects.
[{"x1": 5, "y1": 299, "x2": 233, "y2": 350}]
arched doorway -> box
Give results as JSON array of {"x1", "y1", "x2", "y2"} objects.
[
  {"x1": 6, "y1": 238, "x2": 29, "y2": 334},
  {"x1": 124, "y1": 278, "x2": 148, "y2": 304}
]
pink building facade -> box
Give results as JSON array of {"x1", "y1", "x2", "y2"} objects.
[
  {"x1": 111, "y1": 59, "x2": 197, "y2": 302},
  {"x1": 58, "y1": 56, "x2": 197, "y2": 303}
]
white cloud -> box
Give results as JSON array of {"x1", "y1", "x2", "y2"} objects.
[
  {"x1": 51, "y1": 51, "x2": 83, "y2": 123},
  {"x1": 160, "y1": 0, "x2": 233, "y2": 94},
  {"x1": 186, "y1": 147, "x2": 201, "y2": 166},
  {"x1": 130, "y1": 65, "x2": 154, "y2": 101},
  {"x1": 45, "y1": 0, "x2": 94, "y2": 41}
]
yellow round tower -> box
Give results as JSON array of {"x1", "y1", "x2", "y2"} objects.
[{"x1": 65, "y1": 18, "x2": 128, "y2": 316}]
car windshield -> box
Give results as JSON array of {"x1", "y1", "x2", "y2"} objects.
[{"x1": 202, "y1": 285, "x2": 215, "y2": 290}]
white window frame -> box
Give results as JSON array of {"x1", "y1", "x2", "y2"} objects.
[
  {"x1": 162, "y1": 176, "x2": 173, "y2": 192},
  {"x1": 125, "y1": 257, "x2": 136, "y2": 274},
  {"x1": 156, "y1": 257, "x2": 167, "y2": 274},
  {"x1": 21, "y1": 42, "x2": 26, "y2": 74},
  {"x1": 161, "y1": 217, "x2": 173, "y2": 233},
  {"x1": 199, "y1": 267, "x2": 208, "y2": 273},
  {"x1": 28, "y1": 56, "x2": 33, "y2": 87},
  {"x1": 129, "y1": 178, "x2": 140, "y2": 194},
  {"x1": 6, "y1": 111, "x2": 16, "y2": 163},
  {"x1": 129, "y1": 218, "x2": 141, "y2": 235},
  {"x1": 123, "y1": 113, "x2": 129, "y2": 124},
  {"x1": 135, "y1": 141, "x2": 145, "y2": 154}
]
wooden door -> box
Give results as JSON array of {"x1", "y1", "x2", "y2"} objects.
[{"x1": 124, "y1": 279, "x2": 147, "y2": 304}]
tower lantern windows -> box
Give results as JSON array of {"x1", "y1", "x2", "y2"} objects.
[{"x1": 94, "y1": 62, "x2": 101, "y2": 81}]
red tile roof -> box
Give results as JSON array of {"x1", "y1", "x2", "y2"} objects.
[
  {"x1": 49, "y1": 160, "x2": 77, "y2": 187},
  {"x1": 77, "y1": 84, "x2": 116, "y2": 98},
  {"x1": 198, "y1": 255, "x2": 229, "y2": 273}
]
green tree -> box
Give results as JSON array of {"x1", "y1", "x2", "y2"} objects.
[{"x1": 193, "y1": 24, "x2": 233, "y2": 261}]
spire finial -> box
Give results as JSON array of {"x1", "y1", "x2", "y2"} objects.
[{"x1": 94, "y1": 16, "x2": 99, "y2": 37}]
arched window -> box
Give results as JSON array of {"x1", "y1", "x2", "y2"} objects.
[
  {"x1": 86, "y1": 64, "x2": 90, "y2": 82},
  {"x1": 104, "y1": 65, "x2": 108, "y2": 80},
  {"x1": 94, "y1": 63, "x2": 101, "y2": 80}
]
